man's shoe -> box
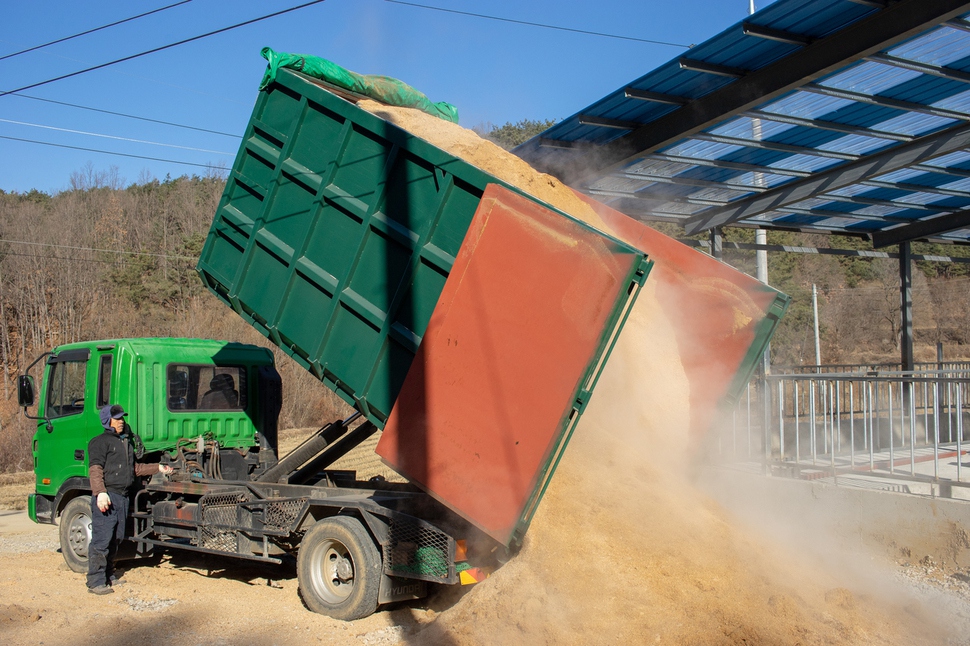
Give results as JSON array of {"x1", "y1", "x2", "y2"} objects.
[
  {"x1": 109, "y1": 577, "x2": 126, "y2": 587},
  {"x1": 88, "y1": 585, "x2": 115, "y2": 595}
]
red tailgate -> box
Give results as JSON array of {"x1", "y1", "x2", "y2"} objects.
[
  {"x1": 377, "y1": 185, "x2": 649, "y2": 545},
  {"x1": 573, "y1": 191, "x2": 788, "y2": 443}
]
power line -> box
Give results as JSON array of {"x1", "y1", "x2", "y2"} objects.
[
  {"x1": 0, "y1": 239, "x2": 196, "y2": 261},
  {"x1": 10, "y1": 47, "x2": 251, "y2": 108},
  {"x1": 0, "y1": 118, "x2": 234, "y2": 155},
  {"x1": 0, "y1": 134, "x2": 224, "y2": 170},
  {"x1": 0, "y1": 0, "x2": 329, "y2": 98},
  {"x1": 384, "y1": 0, "x2": 691, "y2": 48},
  {"x1": 0, "y1": 0, "x2": 194, "y2": 62},
  {"x1": 1, "y1": 251, "x2": 132, "y2": 265},
  {"x1": 11, "y1": 93, "x2": 240, "y2": 138}
]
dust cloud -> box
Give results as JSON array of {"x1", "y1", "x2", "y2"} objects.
[
  {"x1": 355, "y1": 101, "x2": 963, "y2": 644},
  {"x1": 419, "y1": 286, "x2": 950, "y2": 645}
]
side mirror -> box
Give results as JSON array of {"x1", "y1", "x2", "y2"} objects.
[{"x1": 18, "y1": 375, "x2": 35, "y2": 407}]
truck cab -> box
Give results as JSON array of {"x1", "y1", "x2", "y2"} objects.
[{"x1": 20, "y1": 338, "x2": 280, "y2": 528}]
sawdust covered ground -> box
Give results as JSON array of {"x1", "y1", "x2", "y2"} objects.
[{"x1": 415, "y1": 286, "x2": 953, "y2": 645}]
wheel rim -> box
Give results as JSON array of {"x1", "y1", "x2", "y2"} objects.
[
  {"x1": 68, "y1": 510, "x2": 91, "y2": 559},
  {"x1": 309, "y1": 537, "x2": 355, "y2": 604}
]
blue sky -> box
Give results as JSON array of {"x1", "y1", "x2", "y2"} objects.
[{"x1": 1, "y1": 0, "x2": 771, "y2": 194}]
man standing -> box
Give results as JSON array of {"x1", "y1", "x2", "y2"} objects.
[{"x1": 86, "y1": 404, "x2": 173, "y2": 595}]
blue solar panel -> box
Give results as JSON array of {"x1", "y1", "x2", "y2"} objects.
[{"x1": 516, "y1": 0, "x2": 970, "y2": 246}]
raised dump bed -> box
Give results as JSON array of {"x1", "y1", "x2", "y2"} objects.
[
  {"x1": 197, "y1": 68, "x2": 652, "y2": 543},
  {"x1": 197, "y1": 67, "x2": 787, "y2": 543}
]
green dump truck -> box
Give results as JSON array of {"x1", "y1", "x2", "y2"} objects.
[
  {"x1": 20, "y1": 337, "x2": 491, "y2": 619},
  {"x1": 21, "y1": 66, "x2": 786, "y2": 621}
]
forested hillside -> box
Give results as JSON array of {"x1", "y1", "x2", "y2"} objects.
[
  {"x1": 2, "y1": 165, "x2": 969, "y2": 472},
  {"x1": 668, "y1": 223, "x2": 970, "y2": 368},
  {"x1": 0, "y1": 168, "x2": 349, "y2": 473}
]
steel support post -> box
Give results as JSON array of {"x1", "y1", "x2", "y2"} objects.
[
  {"x1": 709, "y1": 227, "x2": 723, "y2": 260},
  {"x1": 756, "y1": 229, "x2": 770, "y2": 375},
  {"x1": 900, "y1": 241, "x2": 914, "y2": 371},
  {"x1": 900, "y1": 242, "x2": 914, "y2": 418}
]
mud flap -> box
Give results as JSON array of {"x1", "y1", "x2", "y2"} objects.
[{"x1": 379, "y1": 575, "x2": 428, "y2": 604}]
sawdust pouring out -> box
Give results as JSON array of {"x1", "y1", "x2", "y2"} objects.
[
  {"x1": 420, "y1": 287, "x2": 941, "y2": 646},
  {"x1": 355, "y1": 100, "x2": 957, "y2": 644}
]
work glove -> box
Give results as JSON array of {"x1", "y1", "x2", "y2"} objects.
[
  {"x1": 96, "y1": 492, "x2": 111, "y2": 512},
  {"x1": 158, "y1": 464, "x2": 173, "y2": 475}
]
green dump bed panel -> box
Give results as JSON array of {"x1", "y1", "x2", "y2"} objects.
[{"x1": 197, "y1": 69, "x2": 642, "y2": 428}]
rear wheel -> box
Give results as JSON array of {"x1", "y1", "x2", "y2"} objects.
[
  {"x1": 297, "y1": 516, "x2": 381, "y2": 620},
  {"x1": 59, "y1": 496, "x2": 91, "y2": 573}
]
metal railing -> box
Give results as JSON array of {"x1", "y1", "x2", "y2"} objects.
[
  {"x1": 719, "y1": 368, "x2": 970, "y2": 493},
  {"x1": 774, "y1": 361, "x2": 970, "y2": 375}
]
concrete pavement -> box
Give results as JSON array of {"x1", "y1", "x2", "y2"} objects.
[{"x1": 0, "y1": 509, "x2": 54, "y2": 534}]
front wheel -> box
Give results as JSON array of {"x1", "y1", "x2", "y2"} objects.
[
  {"x1": 297, "y1": 516, "x2": 381, "y2": 620},
  {"x1": 58, "y1": 496, "x2": 91, "y2": 573}
]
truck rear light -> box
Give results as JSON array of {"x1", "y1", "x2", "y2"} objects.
[
  {"x1": 458, "y1": 567, "x2": 489, "y2": 585},
  {"x1": 455, "y1": 539, "x2": 468, "y2": 561}
]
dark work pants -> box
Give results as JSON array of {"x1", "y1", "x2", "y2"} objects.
[{"x1": 87, "y1": 491, "x2": 128, "y2": 589}]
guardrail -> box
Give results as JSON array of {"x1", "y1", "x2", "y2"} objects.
[
  {"x1": 774, "y1": 362, "x2": 970, "y2": 375},
  {"x1": 720, "y1": 369, "x2": 970, "y2": 493}
]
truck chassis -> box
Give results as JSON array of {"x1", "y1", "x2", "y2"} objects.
[
  {"x1": 51, "y1": 414, "x2": 490, "y2": 621},
  {"x1": 134, "y1": 479, "x2": 458, "y2": 619}
]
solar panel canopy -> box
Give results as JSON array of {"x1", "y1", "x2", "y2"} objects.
[{"x1": 514, "y1": 0, "x2": 970, "y2": 248}]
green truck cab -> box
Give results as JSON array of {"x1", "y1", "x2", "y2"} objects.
[{"x1": 20, "y1": 337, "x2": 279, "y2": 529}]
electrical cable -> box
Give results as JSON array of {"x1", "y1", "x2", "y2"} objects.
[
  {"x1": 11, "y1": 93, "x2": 241, "y2": 138},
  {"x1": 384, "y1": 0, "x2": 691, "y2": 48},
  {"x1": 0, "y1": 0, "x2": 329, "y2": 98},
  {"x1": 0, "y1": 239, "x2": 197, "y2": 260},
  {"x1": 0, "y1": 134, "x2": 223, "y2": 169},
  {"x1": 0, "y1": 251, "x2": 123, "y2": 264},
  {"x1": 0, "y1": 0, "x2": 193, "y2": 62},
  {"x1": 0, "y1": 118, "x2": 234, "y2": 155}
]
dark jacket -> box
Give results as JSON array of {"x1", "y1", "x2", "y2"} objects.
[{"x1": 88, "y1": 426, "x2": 157, "y2": 496}]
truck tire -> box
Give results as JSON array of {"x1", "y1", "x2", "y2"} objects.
[
  {"x1": 59, "y1": 496, "x2": 92, "y2": 573},
  {"x1": 297, "y1": 516, "x2": 381, "y2": 620}
]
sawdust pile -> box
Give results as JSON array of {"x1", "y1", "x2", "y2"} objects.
[
  {"x1": 359, "y1": 100, "x2": 607, "y2": 231},
  {"x1": 357, "y1": 102, "x2": 951, "y2": 644},
  {"x1": 419, "y1": 286, "x2": 938, "y2": 645}
]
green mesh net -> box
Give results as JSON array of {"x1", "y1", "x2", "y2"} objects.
[
  {"x1": 389, "y1": 546, "x2": 471, "y2": 578},
  {"x1": 259, "y1": 47, "x2": 459, "y2": 124}
]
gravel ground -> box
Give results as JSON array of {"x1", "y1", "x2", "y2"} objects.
[
  {"x1": 895, "y1": 559, "x2": 970, "y2": 644},
  {"x1": 0, "y1": 527, "x2": 59, "y2": 555}
]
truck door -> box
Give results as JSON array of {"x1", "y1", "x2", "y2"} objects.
[{"x1": 34, "y1": 349, "x2": 94, "y2": 498}]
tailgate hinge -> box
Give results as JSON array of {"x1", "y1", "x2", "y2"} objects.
[
  {"x1": 573, "y1": 388, "x2": 593, "y2": 414},
  {"x1": 635, "y1": 257, "x2": 654, "y2": 284}
]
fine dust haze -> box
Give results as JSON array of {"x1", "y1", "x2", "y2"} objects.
[{"x1": 358, "y1": 100, "x2": 969, "y2": 645}]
